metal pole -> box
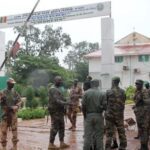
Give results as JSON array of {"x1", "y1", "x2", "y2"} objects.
[{"x1": 0, "y1": 0, "x2": 40, "y2": 70}]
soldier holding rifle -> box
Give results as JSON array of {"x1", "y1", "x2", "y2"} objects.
[{"x1": 0, "y1": 78, "x2": 22, "y2": 150}]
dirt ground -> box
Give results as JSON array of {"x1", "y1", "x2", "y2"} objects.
[{"x1": 2, "y1": 105, "x2": 149, "y2": 150}]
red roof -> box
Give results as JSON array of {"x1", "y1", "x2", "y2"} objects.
[{"x1": 85, "y1": 44, "x2": 150, "y2": 58}]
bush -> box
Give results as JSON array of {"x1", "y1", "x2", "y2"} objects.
[
  {"x1": 125, "y1": 86, "x2": 135, "y2": 100},
  {"x1": 14, "y1": 84, "x2": 25, "y2": 96},
  {"x1": 18, "y1": 108, "x2": 45, "y2": 120},
  {"x1": 25, "y1": 86, "x2": 35, "y2": 108},
  {"x1": 38, "y1": 86, "x2": 48, "y2": 108}
]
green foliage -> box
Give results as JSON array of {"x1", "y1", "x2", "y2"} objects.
[
  {"x1": 12, "y1": 25, "x2": 71, "y2": 56},
  {"x1": 25, "y1": 86, "x2": 35, "y2": 108},
  {"x1": 125, "y1": 86, "x2": 136, "y2": 100},
  {"x1": 31, "y1": 98, "x2": 39, "y2": 109},
  {"x1": 14, "y1": 84, "x2": 25, "y2": 96},
  {"x1": 75, "y1": 62, "x2": 88, "y2": 82},
  {"x1": 38, "y1": 86, "x2": 48, "y2": 108},
  {"x1": 126, "y1": 99, "x2": 134, "y2": 104},
  {"x1": 17, "y1": 108, "x2": 45, "y2": 120},
  {"x1": 64, "y1": 41, "x2": 99, "y2": 70}
]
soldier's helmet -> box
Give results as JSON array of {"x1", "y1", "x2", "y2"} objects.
[
  {"x1": 7, "y1": 78, "x2": 16, "y2": 84},
  {"x1": 112, "y1": 76, "x2": 120, "y2": 82},
  {"x1": 135, "y1": 79, "x2": 143, "y2": 85},
  {"x1": 144, "y1": 81, "x2": 149, "y2": 86}
]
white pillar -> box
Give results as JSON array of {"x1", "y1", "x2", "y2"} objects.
[
  {"x1": 101, "y1": 17, "x2": 114, "y2": 91},
  {"x1": 0, "y1": 31, "x2": 5, "y2": 76}
]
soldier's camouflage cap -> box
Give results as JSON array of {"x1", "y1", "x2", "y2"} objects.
[
  {"x1": 135, "y1": 79, "x2": 143, "y2": 85},
  {"x1": 112, "y1": 76, "x2": 120, "y2": 82},
  {"x1": 7, "y1": 78, "x2": 16, "y2": 84}
]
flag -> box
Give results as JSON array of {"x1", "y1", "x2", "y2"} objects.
[{"x1": 10, "y1": 42, "x2": 20, "y2": 58}]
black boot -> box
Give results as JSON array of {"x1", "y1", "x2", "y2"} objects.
[
  {"x1": 140, "y1": 144, "x2": 148, "y2": 150},
  {"x1": 111, "y1": 140, "x2": 118, "y2": 149}
]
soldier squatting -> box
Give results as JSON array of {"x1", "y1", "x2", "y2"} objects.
[{"x1": 0, "y1": 76, "x2": 150, "y2": 150}]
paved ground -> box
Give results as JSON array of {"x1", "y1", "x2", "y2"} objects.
[{"x1": 2, "y1": 105, "x2": 150, "y2": 150}]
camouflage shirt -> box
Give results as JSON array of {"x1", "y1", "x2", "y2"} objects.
[
  {"x1": 48, "y1": 85, "x2": 67, "y2": 115},
  {"x1": 106, "y1": 87, "x2": 126, "y2": 115},
  {"x1": 70, "y1": 85, "x2": 82, "y2": 105},
  {"x1": 2, "y1": 89, "x2": 21, "y2": 107}
]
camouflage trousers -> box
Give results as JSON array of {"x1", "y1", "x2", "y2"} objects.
[
  {"x1": 105, "y1": 115, "x2": 127, "y2": 150},
  {"x1": 0, "y1": 112, "x2": 18, "y2": 147},
  {"x1": 134, "y1": 106, "x2": 150, "y2": 146},
  {"x1": 49, "y1": 114, "x2": 65, "y2": 143},
  {"x1": 67, "y1": 105, "x2": 79, "y2": 128},
  {"x1": 83, "y1": 113, "x2": 104, "y2": 150}
]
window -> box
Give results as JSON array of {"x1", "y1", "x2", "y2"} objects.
[
  {"x1": 115, "y1": 56, "x2": 123, "y2": 63},
  {"x1": 138, "y1": 55, "x2": 149, "y2": 62}
]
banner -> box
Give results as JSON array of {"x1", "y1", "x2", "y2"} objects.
[{"x1": 0, "y1": 1, "x2": 111, "y2": 28}]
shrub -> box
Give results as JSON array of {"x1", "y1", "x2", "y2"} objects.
[
  {"x1": 38, "y1": 86, "x2": 48, "y2": 108},
  {"x1": 125, "y1": 86, "x2": 135, "y2": 100},
  {"x1": 14, "y1": 84, "x2": 25, "y2": 96},
  {"x1": 25, "y1": 86, "x2": 35, "y2": 108},
  {"x1": 18, "y1": 108, "x2": 45, "y2": 120}
]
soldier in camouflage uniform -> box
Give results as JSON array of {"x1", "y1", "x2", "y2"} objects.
[
  {"x1": 67, "y1": 79, "x2": 82, "y2": 131},
  {"x1": 48, "y1": 76, "x2": 70, "y2": 150},
  {"x1": 0, "y1": 78, "x2": 21, "y2": 150},
  {"x1": 105, "y1": 77, "x2": 127, "y2": 150},
  {"x1": 133, "y1": 80, "x2": 150, "y2": 150},
  {"x1": 82, "y1": 79, "x2": 106, "y2": 150}
]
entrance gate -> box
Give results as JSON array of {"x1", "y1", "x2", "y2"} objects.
[{"x1": 0, "y1": 1, "x2": 114, "y2": 90}]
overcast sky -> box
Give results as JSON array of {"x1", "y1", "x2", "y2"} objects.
[{"x1": 0, "y1": 0, "x2": 150, "y2": 65}]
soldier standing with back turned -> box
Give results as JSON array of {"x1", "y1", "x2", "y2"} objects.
[
  {"x1": 105, "y1": 77, "x2": 127, "y2": 150},
  {"x1": 82, "y1": 79, "x2": 106, "y2": 150},
  {"x1": 0, "y1": 78, "x2": 21, "y2": 150}
]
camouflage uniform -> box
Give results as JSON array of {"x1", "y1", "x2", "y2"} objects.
[
  {"x1": 105, "y1": 77, "x2": 127, "y2": 150},
  {"x1": 67, "y1": 84, "x2": 82, "y2": 129},
  {"x1": 82, "y1": 79, "x2": 106, "y2": 150},
  {"x1": 134, "y1": 80, "x2": 150, "y2": 150},
  {"x1": 48, "y1": 85, "x2": 69, "y2": 147},
  {"x1": 0, "y1": 88, "x2": 21, "y2": 149}
]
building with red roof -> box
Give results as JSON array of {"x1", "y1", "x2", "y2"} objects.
[{"x1": 85, "y1": 32, "x2": 150, "y2": 88}]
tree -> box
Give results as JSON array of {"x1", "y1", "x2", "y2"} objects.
[
  {"x1": 64, "y1": 41, "x2": 99, "y2": 70},
  {"x1": 75, "y1": 62, "x2": 89, "y2": 82},
  {"x1": 64, "y1": 41, "x2": 99, "y2": 81},
  {"x1": 13, "y1": 25, "x2": 71, "y2": 56}
]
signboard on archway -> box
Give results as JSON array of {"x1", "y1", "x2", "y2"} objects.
[
  {"x1": 0, "y1": 2, "x2": 111, "y2": 28},
  {"x1": 0, "y1": 1, "x2": 114, "y2": 90}
]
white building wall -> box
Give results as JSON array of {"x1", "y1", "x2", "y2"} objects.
[
  {"x1": 0, "y1": 31, "x2": 5, "y2": 76},
  {"x1": 88, "y1": 55, "x2": 150, "y2": 89}
]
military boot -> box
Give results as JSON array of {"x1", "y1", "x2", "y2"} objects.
[
  {"x1": 48, "y1": 143, "x2": 59, "y2": 150},
  {"x1": 111, "y1": 140, "x2": 118, "y2": 149},
  {"x1": 139, "y1": 144, "x2": 148, "y2": 150},
  {"x1": 60, "y1": 142, "x2": 70, "y2": 149}
]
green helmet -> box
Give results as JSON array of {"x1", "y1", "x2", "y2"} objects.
[
  {"x1": 135, "y1": 79, "x2": 143, "y2": 85},
  {"x1": 112, "y1": 76, "x2": 120, "y2": 82}
]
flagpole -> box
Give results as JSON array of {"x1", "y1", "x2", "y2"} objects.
[{"x1": 0, "y1": 0, "x2": 40, "y2": 70}]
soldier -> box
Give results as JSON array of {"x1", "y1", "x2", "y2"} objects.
[
  {"x1": 133, "y1": 79, "x2": 150, "y2": 150},
  {"x1": 82, "y1": 79, "x2": 106, "y2": 150},
  {"x1": 67, "y1": 79, "x2": 82, "y2": 131},
  {"x1": 48, "y1": 76, "x2": 70, "y2": 150},
  {"x1": 0, "y1": 78, "x2": 22, "y2": 150},
  {"x1": 83, "y1": 76, "x2": 92, "y2": 91},
  {"x1": 105, "y1": 77, "x2": 127, "y2": 150}
]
